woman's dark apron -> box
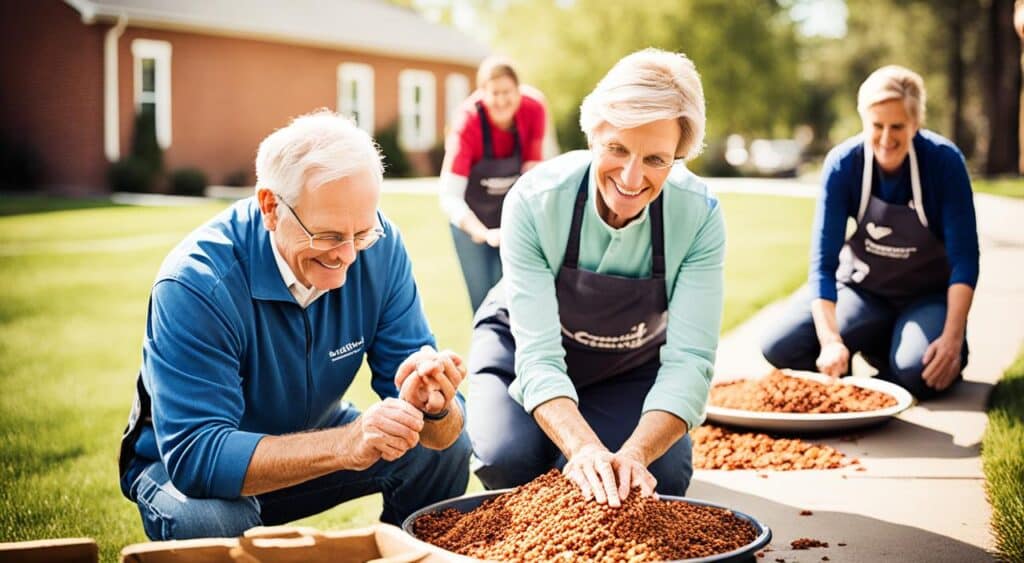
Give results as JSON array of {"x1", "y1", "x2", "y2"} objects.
[
  {"x1": 463, "y1": 102, "x2": 522, "y2": 229},
  {"x1": 836, "y1": 142, "x2": 950, "y2": 305},
  {"x1": 480, "y1": 166, "x2": 668, "y2": 387}
]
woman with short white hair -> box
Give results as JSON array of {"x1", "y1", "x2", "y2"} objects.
[
  {"x1": 467, "y1": 48, "x2": 725, "y2": 505},
  {"x1": 761, "y1": 65, "x2": 979, "y2": 399}
]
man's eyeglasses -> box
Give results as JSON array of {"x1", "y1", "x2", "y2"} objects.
[
  {"x1": 275, "y1": 194, "x2": 385, "y2": 252},
  {"x1": 595, "y1": 140, "x2": 680, "y2": 170}
]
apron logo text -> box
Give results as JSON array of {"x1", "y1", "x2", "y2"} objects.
[{"x1": 562, "y1": 322, "x2": 658, "y2": 350}]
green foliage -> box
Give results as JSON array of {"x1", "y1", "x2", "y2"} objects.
[
  {"x1": 169, "y1": 167, "x2": 208, "y2": 197},
  {"x1": 488, "y1": 0, "x2": 805, "y2": 150},
  {"x1": 107, "y1": 158, "x2": 155, "y2": 193},
  {"x1": 130, "y1": 106, "x2": 163, "y2": 177},
  {"x1": 982, "y1": 346, "x2": 1024, "y2": 562},
  {"x1": 222, "y1": 169, "x2": 251, "y2": 187},
  {"x1": 374, "y1": 122, "x2": 413, "y2": 178},
  {"x1": 0, "y1": 137, "x2": 44, "y2": 191},
  {"x1": 973, "y1": 177, "x2": 1024, "y2": 199},
  {"x1": 688, "y1": 140, "x2": 741, "y2": 178},
  {"x1": 0, "y1": 192, "x2": 813, "y2": 560},
  {"x1": 109, "y1": 108, "x2": 166, "y2": 193}
]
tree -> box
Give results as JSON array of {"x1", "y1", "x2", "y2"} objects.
[
  {"x1": 983, "y1": 0, "x2": 1022, "y2": 175},
  {"x1": 486, "y1": 0, "x2": 805, "y2": 157}
]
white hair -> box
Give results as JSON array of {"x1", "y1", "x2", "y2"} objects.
[
  {"x1": 857, "y1": 65, "x2": 926, "y2": 125},
  {"x1": 254, "y1": 110, "x2": 383, "y2": 212},
  {"x1": 579, "y1": 48, "x2": 706, "y2": 160}
]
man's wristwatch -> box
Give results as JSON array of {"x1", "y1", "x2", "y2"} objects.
[{"x1": 421, "y1": 407, "x2": 449, "y2": 421}]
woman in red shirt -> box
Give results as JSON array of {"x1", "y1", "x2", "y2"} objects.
[{"x1": 438, "y1": 56, "x2": 547, "y2": 312}]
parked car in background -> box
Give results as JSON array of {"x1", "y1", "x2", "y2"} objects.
[{"x1": 748, "y1": 139, "x2": 803, "y2": 177}]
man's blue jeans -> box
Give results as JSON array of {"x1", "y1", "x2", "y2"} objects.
[
  {"x1": 127, "y1": 414, "x2": 472, "y2": 540},
  {"x1": 760, "y1": 284, "x2": 968, "y2": 399}
]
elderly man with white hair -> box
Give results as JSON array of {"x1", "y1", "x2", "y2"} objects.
[
  {"x1": 118, "y1": 110, "x2": 471, "y2": 540},
  {"x1": 466, "y1": 48, "x2": 725, "y2": 507},
  {"x1": 761, "y1": 65, "x2": 979, "y2": 399}
]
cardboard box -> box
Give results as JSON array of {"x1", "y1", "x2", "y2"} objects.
[
  {"x1": 119, "y1": 524, "x2": 478, "y2": 562},
  {"x1": 0, "y1": 538, "x2": 98, "y2": 563}
]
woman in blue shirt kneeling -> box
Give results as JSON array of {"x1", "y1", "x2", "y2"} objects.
[
  {"x1": 466, "y1": 48, "x2": 726, "y2": 507},
  {"x1": 761, "y1": 65, "x2": 979, "y2": 399}
]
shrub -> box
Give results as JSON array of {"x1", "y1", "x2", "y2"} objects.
[
  {"x1": 688, "y1": 139, "x2": 740, "y2": 178},
  {"x1": 170, "y1": 167, "x2": 208, "y2": 196},
  {"x1": 131, "y1": 106, "x2": 163, "y2": 177},
  {"x1": 222, "y1": 168, "x2": 250, "y2": 187},
  {"x1": 374, "y1": 122, "x2": 412, "y2": 178},
  {"x1": 427, "y1": 139, "x2": 446, "y2": 176},
  {"x1": 0, "y1": 138, "x2": 44, "y2": 191},
  {"x1": 108, "y1": 158, "x2": 155, "y2": 193}
]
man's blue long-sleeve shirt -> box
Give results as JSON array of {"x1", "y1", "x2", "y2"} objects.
[
  {"x1": 123, "y1": 198, "x2": 436, "y2": 499},
  {"x1": 810, "y1": 130, "x2": 979, "y2": 302}
]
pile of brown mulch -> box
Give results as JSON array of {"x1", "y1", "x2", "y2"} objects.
[
  {"x1": 692, "y1": 425, "x2": 855, "y2": 470},
  {"x1": 413, "y1": 470, "x2": 758, "y2": 562},
  {"x1": 710, "y1": 370, "x2": 897, "y2": 413}
]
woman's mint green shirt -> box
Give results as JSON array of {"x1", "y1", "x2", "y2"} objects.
[{"x1": 501, "y1": 150, "x2": 726, "y2": 432}]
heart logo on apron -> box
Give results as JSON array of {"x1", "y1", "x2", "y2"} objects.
[{"x1": 866, "y1": 222, "x2": 893, "y2": 240}]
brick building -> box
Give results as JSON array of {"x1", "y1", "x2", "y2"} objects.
[{"x1": 0, "y1": 0, "x2": 488, "y2": 194}]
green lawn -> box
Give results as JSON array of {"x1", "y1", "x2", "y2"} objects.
[
  {"x1": 973, "y1": 177, "x2": 1024, "y2": 199},
  {"x1": 982, "y1": 346, "x2": 1024, "y2": 562},
  {"x1": 0, "y1": 191, "x2": 813, "y2": 560}
]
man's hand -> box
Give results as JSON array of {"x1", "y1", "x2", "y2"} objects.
[
  {"x1": 348, "y1": 398, "x2": 424, "y2": 467},
  {"x1": 395, "y1": 346, "x2": 466, "y2": 415},
  {"x1": 816, "y1": 340, "x2": 850, "y2": 378},
  {"x1": 922, "y1": 332, "x2": 963, "y2": 391}
]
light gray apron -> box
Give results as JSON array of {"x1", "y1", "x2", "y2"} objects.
[{"x1": 836, "y1": 142, "x2": 950, "y2": 304}]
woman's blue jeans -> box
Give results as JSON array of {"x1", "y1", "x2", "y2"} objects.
[
  {"x1": 449, "y1": 224, "x2": 502, "y2": 312},
  {"x1": 760, "y1": 284, "x2": 968, "y2": 399}
]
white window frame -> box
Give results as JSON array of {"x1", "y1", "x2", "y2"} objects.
[
  {"x1": 444, "y1": 73, "x2": 470, "y2": 129},
  {"x1": 131, "y1": 39, "x2": 172, "y2": 149},
  {"x1": 398, "y1": 69, "x2": 436, "y2": 151},
  {"x1": 337, "y1": 63, "x2": 375, "y2": 134}
]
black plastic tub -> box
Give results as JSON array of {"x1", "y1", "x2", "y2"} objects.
[{"x1": 402, "y1": 489, "x2": 772, "y2": 562}]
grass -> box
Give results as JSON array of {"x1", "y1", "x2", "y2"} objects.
[
  {"x1": 982, "y1": 346, "x2": 1024, "y2": 562},
  {"x1": 0, "y1": 191, "x2": 813, "y2": 560},
  {"x1": 973, "y1": 177, "x2": 1024, "y2": 199}
]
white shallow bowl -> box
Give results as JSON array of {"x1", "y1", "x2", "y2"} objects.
[{"x1": 705, "y1": 370, "x2": 914, "y2": 434}]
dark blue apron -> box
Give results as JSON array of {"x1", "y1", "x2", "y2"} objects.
[
  {"x1": 555, "y1": 168, "x2": 668, "y2": 386},
  {"x1": 464, "y1": 102, "x2": 522, "y2": 229},
  {"x1": 837, "y1": 143, "x2": 950, "y2": 305},
  {"x1": 476, "y1": 166, "x2": 668, "y2": 387}
]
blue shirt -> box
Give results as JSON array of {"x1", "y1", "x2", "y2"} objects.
[
  {"x1": 124, "y1": 198, "x2": 437, "y2": 499},
  {"x1": 810, "y1": 130, "x2": 979, "y2": 301},
  {"x1": 501, "y1": 151, "x2": 726, "y2": 432}
]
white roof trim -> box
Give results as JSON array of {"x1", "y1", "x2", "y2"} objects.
[{"x1": 64, "y1": 0, "x2": 489, "y2": 66}]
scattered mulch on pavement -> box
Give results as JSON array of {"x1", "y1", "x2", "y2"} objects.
[
  {"x1": 710, "y1": 370, "x2": 897, "y2": 413},
  {"x1": 791, "y1": 538, "x2": 830, "y2": 549},
  {"x1": 413, "y1": 469, "x2": 758, "y2": 561},
  {"x1": 692, "y1": 424, "x2": 855, "y2": 470},
  {"x1": 799, "y1": 509, "x2": 813, "y2": 516}
]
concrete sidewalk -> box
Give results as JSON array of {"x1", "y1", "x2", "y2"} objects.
[{"x1": 696, "y1": 192, "x2": 1024, "y2": 562}]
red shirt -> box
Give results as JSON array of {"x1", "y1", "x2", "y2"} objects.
[{"x1": 446, "y1": 88, "x2": 547, "y2": 177}]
